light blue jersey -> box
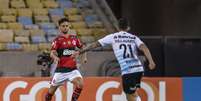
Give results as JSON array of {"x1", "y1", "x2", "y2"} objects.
[{"x1": 98, "y1": 31, "x2": 144, "y2": 75}]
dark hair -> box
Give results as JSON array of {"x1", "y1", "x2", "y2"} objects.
[
  {"x1": 118, "y1": 18, "x2": 129, "y2": 30},
  {"x1": 58, "y1": 18, "x2": 69, "y2": 25}
]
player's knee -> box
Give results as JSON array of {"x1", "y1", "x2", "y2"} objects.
[
  {"x1": 73, "y1": 78, "x2": 83, "y2": 89},
  {"x1": 74, "y1": 83, "x2": 83, "y2": 90},
  {"x1": 132, "y1": 92, "x2": 138, "y2": 97},
  {"x1": 126, "y1": 92, "x2": 138, "y2": 101},
  {"x1": 126, "y1": 92, "x2": 137, "y2": 97},
  {"x1": 77, "y1": 80, "x2": 84, "y2": 89}
]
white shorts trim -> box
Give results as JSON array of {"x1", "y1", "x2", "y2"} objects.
[
  {"x1": 121, "y1": 66, "x2": 144, "y2": 75},
  {"x1": 50, "y1": 70, "x2": 82, "y2": 86}
]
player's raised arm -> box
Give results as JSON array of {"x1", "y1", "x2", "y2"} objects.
[
  {"x1": 139, "y1": 44, "x2": 156, "y2": 70},
  {"x1": 71, "y1": 41, "x2": 102, "y2": 58},
  {"x1": 80, "y1": 41, "x2": 102, "y2": 54},
  {"x1": 78, "y1": 33, "x2": 114, "y2": 56}
]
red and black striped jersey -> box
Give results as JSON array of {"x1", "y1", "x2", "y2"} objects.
[{"x1": 51, "y1": 34, "x2": 82, "y2": 69}]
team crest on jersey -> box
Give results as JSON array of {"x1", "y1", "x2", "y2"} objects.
[
  {"x1": 67, "y1": 41, "x2": 71, "y2": 45},
  {"x1": 63, "y1": 42, "x2": 66, "y2": 45}
]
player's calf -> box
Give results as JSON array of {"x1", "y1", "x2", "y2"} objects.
[{"x1": 71, "y1": 87, "x2": 82, "y2": 101}]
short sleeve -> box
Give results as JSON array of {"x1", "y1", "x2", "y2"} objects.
[
  {"x1": 134, "y1": 36, "x2": 144, "y2": 48},
  {"x1": 51, "y1": 39, "x2": 59, "y2": 50},
  {"x1": 98, "y1": 34, "x2": 113, "y2": 47}
]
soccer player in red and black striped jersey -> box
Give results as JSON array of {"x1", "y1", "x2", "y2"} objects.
[{"x1": 45, "y1": 18, "x2": 84, "y2": 101}]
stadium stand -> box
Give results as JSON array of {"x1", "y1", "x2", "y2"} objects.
[
  {"x1": 17, "y1": 8, "x2": 33, "y2": 17},
  {"x1": 0, "y1": 0, "x2": 110, "y2": 52},
  {"x1": 0, "y1": 0, "x2": 117, "y2": 76},
  {"x1": 18, "y1": 16, "x2": 33, "y2": 26},
  {"x1": 0, "y1": 23, "x2": 8, "y2": 29},
  {"x1": 0, "y1": 30, "x2": 14, "y2": 43}
]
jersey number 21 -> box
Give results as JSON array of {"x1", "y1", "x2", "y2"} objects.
[{"x1": 119, "y1": 44, "x2": 134, "y2": 59}]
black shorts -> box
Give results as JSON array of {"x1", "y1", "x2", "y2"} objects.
[{"x1": 122, "y1": 72, "x2": 143, "y2": 94}]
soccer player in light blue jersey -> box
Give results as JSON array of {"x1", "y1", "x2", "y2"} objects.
[{"x1": 72, "y1": 18, "x2": 156, "y2": 101}]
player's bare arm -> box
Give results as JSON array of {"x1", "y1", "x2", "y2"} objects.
[
  {"x1": 78, "y1": 47, "x2": 87, "y2": 63},
  {"x1": 50, "y1": 50, "x2": 59, "y2": 63},
  {"x1": 71, "y1": 41, "x2": 101, "y2": 58},
  {"x1": 139, "y1": 44, "x2": 156, "y2": 70},
  {"x1": 80, "y1": 41, "x2": 102, "y2": 54}
]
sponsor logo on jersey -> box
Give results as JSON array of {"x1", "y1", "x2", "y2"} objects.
[
  {"x1": 63, "y1": 49, "x2": 75, "y2": 55},
  {"x1": 117, "y1": 35, "x2": 136, "y2": 39}
]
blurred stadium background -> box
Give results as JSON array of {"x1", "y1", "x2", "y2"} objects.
[{"x1": 0, "y1": 0, "x2": 201, "y2": 101}]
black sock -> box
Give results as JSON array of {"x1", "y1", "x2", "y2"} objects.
[
  {"x1": 45, "y1": 93, "x2": 53, "y2": 101},
  {"x1": 71, "y1": 87, "x2": 82, "y2": 101}
]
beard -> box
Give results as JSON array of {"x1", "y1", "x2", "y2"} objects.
[{"x1": 63, "y1": 31, "x2": 68, "y2": 34}]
